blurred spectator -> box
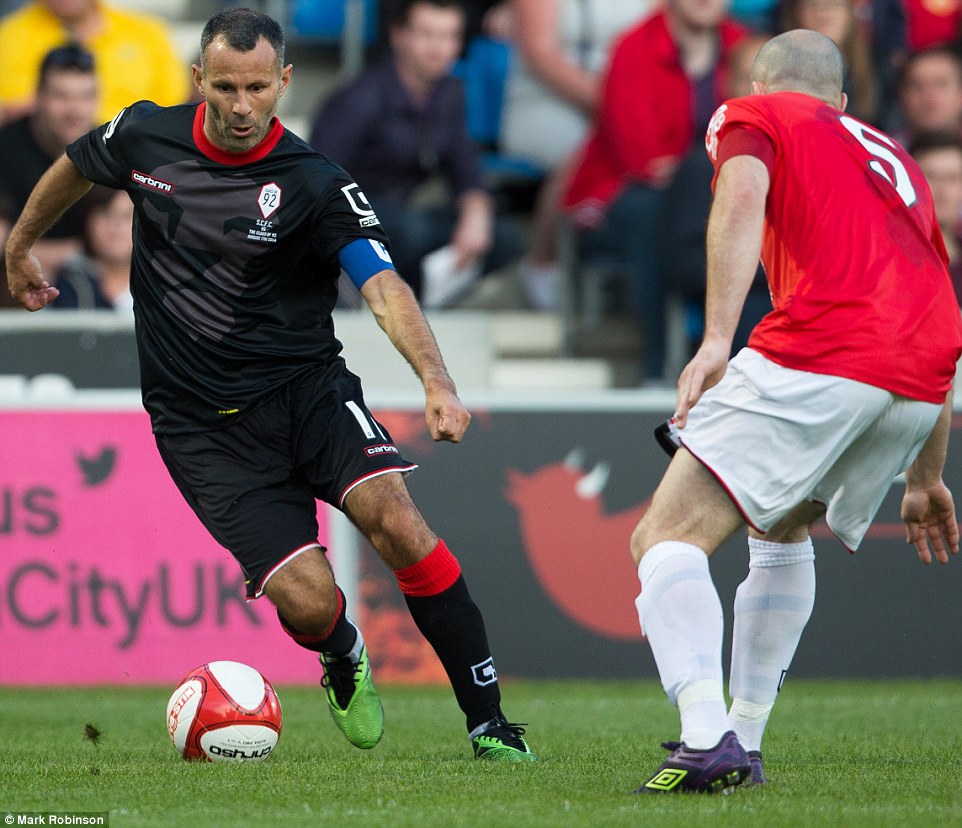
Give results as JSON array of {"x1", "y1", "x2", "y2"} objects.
[
  {"x1": 0, "y1": 192, "x2": 16, "y2": 308},
  {"x1": 0, "y1": 43, "x2": 97, "y2": 275},
  {"x1": 52, "y1": 185, "x2": 133, "y2": 313},
  {"x1": 781, "y1": 0, "x2": 879, "y2": 122},
  {"x1": 661, "y1": 33, "x2": 773, "y2": 360},
  {"x1": 910, "y1": 131, "x2": 962, "y2": 304},
  {"x1": 893, "y1": 45, "x2": 962, "y2": 143},
  {"x1": 309, "y1": 0, "x2": 522, "y2": 306},
  {"x1": 0, "y1": 0, "x2": 187, "y2": 126},
  {"x1": 378, "y1": 0, "x2": 509, "y2": 54},
  {"x1": 562, "y1": 0, "x2": 747, "y2": 382},
  {"x1": 501, "y1": 0, "x2": 651, "y2": 309},
  {"x1": 862, "y1": 0, "x2": 907, "y2": 130},
  {"x1": 902, "y1": 0, "x2": 961, "y2": 52}
]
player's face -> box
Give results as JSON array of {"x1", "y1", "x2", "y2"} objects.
[
  {"x1": 41, "y1": 0, "x2": 95, "y2": 24},
  {"x1": 391, "y1": 3, "x2": 464, "y2": 86},
  {"x1": 901, "y1": 55, "x2": 962, "y2": 133},
  {"x1": 669, "y1": 0, "x2": 730, "y2": 31},
  {"x1": 88, "y1": 191, "x2": 134, "y2": 267},
  {"x1": 35, "y1": 69, "x2": 98, "y2": 149},
  {"x1": 194, "y1": 36, "x2": 292, "y2": 154},
  {"x1": 726, "y1": 36, "x2": 767, "y2": 98},
  {"x1": 795, "y1": 0, "x2": 852, "y2": 48},
  {"x1": 917, "y1": 148, "x2": 962, "y2": 231}
]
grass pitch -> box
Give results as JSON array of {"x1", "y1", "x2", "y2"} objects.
[{"x1": 1, "y1": 680, "x2": 961, "y2": 827}]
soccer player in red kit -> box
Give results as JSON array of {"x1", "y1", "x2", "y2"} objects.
[{"x1": 630, "y1": 29, "x2": 962, "y2": 794}]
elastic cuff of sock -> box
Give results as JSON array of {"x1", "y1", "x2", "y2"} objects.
[
  {"x1": 729, "y1": 697, "x2": 774, "y2": 722},
  {"x1": 748, "y1": 536, "x2": 814, "y2": 567},
  {"x1": 394, "y1": 539, "x2": 462, "y2": 597},
  {"x1": 638, "y1": 540, "x2": 708, "y2": 586}
]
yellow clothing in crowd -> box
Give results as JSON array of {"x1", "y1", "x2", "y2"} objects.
[{"x1": 0, "y1": 1, "x2": 188, "y2": 125}]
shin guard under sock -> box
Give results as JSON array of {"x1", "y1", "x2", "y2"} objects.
[{"x1": 395, "y1": 540, "x2": 502, "y2": 731}]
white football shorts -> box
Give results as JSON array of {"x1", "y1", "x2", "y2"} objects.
[{"x1": 679, "y1": 348, "x2": 943, "y2": 550}]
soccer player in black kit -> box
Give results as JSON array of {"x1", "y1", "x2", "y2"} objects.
[{"x1": 6, "y1": 7, "x2": 535, "y2": 762}]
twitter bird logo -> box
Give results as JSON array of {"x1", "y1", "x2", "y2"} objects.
[{"x1": 77, "y1": 446, "x2": 117, "y2": 486}]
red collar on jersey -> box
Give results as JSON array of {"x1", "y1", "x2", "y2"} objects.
[{"x1": 192, "y1": 102, "x2": 284, "y2": 165}]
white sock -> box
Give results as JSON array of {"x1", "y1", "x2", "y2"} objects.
[
  {"x1": 728, "y1": 536, "x2": 815, "y2": 752},
  {"x1": 636, "y1": 541, "x2": 728, "y2": 749},
  {"x1": 345, "y1": 619, "x2": 365, "y2": 663}
]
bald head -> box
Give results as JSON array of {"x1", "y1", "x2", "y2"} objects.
[{"x1": 751, "y1": 29, "x2": 845, "y2": 106}]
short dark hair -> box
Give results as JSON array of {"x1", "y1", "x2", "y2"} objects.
[
  {"x1": 200, "y1": 7, "x2": 285, "y2": 68},
  {"x1": 38, "y1": 43, "x2": 95, "y2": 89},
  {"x1": 909, "y1": 130, "x2": 962, "y2": 159},
  {"x1": 77, "y1": 185, "x2": 127, "y2": 258},
  {"x1": 390, "y1": 0, "x2": 465, "y2": 28}
]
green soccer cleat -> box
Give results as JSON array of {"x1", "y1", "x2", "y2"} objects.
[
  {"x1": 319, "y1": 645, "x2": 384, "y2": 749},
  {"x1": 470, "y1": 712, "x2": 538, "y2": 762}
]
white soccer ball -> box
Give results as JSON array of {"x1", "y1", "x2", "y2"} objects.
[{"x1": 165, "y1": 660, "x2": 282, "y2": 762}]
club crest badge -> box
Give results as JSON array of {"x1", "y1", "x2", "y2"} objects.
[{"x1": 258, "y1": 182, "x2": 281, "y2": 219}]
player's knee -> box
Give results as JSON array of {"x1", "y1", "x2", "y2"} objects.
[
  {"x1": 365, "y1": 505, "x2": 437, "y2": 569},
  {"x1": 272, "y1": 587, "x2": 339, "y2": 637},
  {"x1": 263, "y1": 548, "x2": 338, "y2": 634},
  {"x1": 629, "y1": 520, "x2": 654, "y2": 566}
]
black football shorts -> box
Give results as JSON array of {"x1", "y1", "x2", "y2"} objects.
[{"x1": 155, "y1": 361, "x2": 417, "y2": 598}]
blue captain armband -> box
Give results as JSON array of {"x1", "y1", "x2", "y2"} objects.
[{"x1": 338, "y1": 238, "x2": 396, "y2": 289}]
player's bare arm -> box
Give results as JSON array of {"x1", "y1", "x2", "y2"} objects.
[
  {"x1": 675, "y1": 154, "x2": 769, "y2": 427},
  {"x1": 5, "y1": 154, "x2": 93, "y2": 311},
  {"x1": 360, "y1": 268, "x2": 471, "y2": 443},
  {"x1": 901, "y1": 389, "x2": 958, "y2": 565}
]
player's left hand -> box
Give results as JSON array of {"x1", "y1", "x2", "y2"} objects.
[
  {"x1": 425, "y1": 389, "x2": 471, "y2": 443},
  {"x1": 900, "y1": 480, "x2": 959, "y2": 565}
]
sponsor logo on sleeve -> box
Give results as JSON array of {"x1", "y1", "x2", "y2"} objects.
[
  {"x1": 131, "y1": 170, "x2": 173, "y2": 193},
  {"x1": 341, "y1": 183, "x2": 381, "y2": 227},
  {"x1": 364, "y1": 444, "x2": 400, "y2": 457}
]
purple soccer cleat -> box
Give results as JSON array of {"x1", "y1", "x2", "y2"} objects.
[
  {"x1": 745, "y1": 750, "x2": 768, "y2": 786},
  {"x1": 634, "y1": 731, "x2": 751, "y2": 794}
]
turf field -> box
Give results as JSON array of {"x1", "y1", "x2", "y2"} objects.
[{"x1": 2, "y1": 679, "x2": 960, "y2": 828}]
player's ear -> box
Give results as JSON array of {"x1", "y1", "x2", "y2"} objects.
[
  {"x1": 191, "y1": 64, "x2": 204, "y2": 97},
  {"x1": 279, "y1": 64, "x2": 293, "y2": 97},
  {"x1": 838, "y1": 91, "x2": 848, "y2": 112}
]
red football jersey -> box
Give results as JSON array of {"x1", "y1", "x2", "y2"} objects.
[{"x1": 705, "y1": 91, "x2": 962, "y2": 404}]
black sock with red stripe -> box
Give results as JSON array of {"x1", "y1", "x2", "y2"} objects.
[
  {"x1": 277, "y1": 585, "x2": 358, "y2": 657},
  {"x1": 395, "y1": 539, "x2": 502, "y2": 732}
]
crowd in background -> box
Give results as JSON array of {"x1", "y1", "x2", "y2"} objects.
[{"x1": 2, "y1": 0, "x2": 962, "y2": 382}]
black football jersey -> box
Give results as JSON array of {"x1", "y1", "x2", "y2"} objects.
[{"x1": 67, "y1": 101, "x2": 391, "y2": 433}]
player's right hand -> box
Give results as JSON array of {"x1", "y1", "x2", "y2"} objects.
[
  {"x1": 6, "y1": 251, "x2": 59, "y2": 311},
  {"x1": 674, "y1": 338, "x2": 729, "y2": 428}
]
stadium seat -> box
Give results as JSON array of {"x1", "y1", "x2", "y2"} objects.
[
  {"x1": 289, "y1": 0, "x2": 378, "y2": 76},
  {"x1": 453, "y1": 36, "x2": 546, "y2": 189},
  {"x1": 290, "y1": 0, "x2": 378, "y2": 40},
  {"x1": 557, "y1": 219, "x2": 703, "y2": 382}
]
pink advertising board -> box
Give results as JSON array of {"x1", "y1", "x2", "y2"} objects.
[{"x1": 0, "y1": 410, "x2": 328, "y2": 685}]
